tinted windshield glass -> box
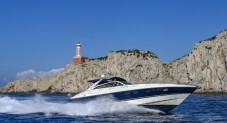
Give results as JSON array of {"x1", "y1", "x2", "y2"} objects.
[
  {"x1": 121, "y1": 81, "x2": 132, "y2": 85},
  {"x1": 94, "y1": 82, "x2": 124, "y2": 89}
]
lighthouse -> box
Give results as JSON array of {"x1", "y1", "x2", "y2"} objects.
[
  {"x1": 76, "y1": 41, "x2": 82, "y2": 57},
  {"x1": 73, "y1": 41, "x2": 89, "y2": 63}
]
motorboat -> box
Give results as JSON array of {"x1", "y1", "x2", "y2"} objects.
[{"x1": 70, "y1": 77, "x2": 198, "y2": 113}]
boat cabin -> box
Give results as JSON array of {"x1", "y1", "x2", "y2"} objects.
[{"x1": 87, "y1": 77, "x2": 131, "y2": 90}]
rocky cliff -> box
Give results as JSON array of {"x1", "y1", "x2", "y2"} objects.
[
  {"x1": 166, "y1": 30, "x2": 227, "y2": 92},
  {"x1": 1, "y1": 30, "x2": 227, "y2": 93},
  {"x1": 0, "y1": 50, "x2": 163, "y2": 93}
]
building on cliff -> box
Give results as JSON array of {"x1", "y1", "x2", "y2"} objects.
[{"x1": 73, "y1": 41, "x2": 89, "y2": 63}]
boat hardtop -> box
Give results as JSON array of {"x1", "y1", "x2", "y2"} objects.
[{"x1": 87, "y1": 77, "x2": 131, "y2": 90}]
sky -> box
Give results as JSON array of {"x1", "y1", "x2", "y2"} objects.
[{"x1": 0, "y1": 0, "x2": 227, "y2": 87}]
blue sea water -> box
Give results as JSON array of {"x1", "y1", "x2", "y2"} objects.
[{"x1": 0, "y1": 94, "x2": 226, "y2": 123}]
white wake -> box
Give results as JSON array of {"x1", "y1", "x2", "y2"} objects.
[{"x1": 0, "y1": 95, "x2": 160, "y2": 116}]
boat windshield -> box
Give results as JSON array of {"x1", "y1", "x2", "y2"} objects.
[
  {"x1": 87, "y1": 77, "x2": 131, "y2": 90},
  {"x1": 94, "y1": 81, "x2": 124, "y2": 89}
]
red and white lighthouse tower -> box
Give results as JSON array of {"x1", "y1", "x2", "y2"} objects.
[
  {"x1": 76, "y1": 41, "x2": 81, "y2": 57},
  {"x1": 73, "y1": 41, "x2": 89, "y2": 63}
]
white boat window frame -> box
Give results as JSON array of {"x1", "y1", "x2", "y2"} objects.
[
  {"x1": 87, "y1": 78, "x2": 130, "y2": 90},
  {"x1": 93, "y1": 81, "x2": 125, "y2": 90}
]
